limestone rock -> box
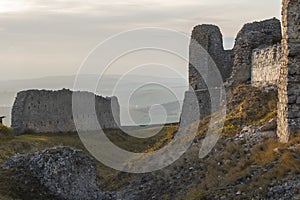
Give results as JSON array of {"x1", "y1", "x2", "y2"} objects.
[
  {"x1": 2, "y1": 147, "x2": 114, "y2": 200},
  {"x1": 260, "y1": 117, "x2": 277, "y2": 132},
  {"x1": 235, "y1": 119, "x2": 277, "y2": 147}
]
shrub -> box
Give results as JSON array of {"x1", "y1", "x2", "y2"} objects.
[{"x1": 0, "y1": 124, "x2": 13, "y2": 135}]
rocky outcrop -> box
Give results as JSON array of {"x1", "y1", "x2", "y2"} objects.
[
  {"x1": 277, "y1": 0, "x2": 300, "y2": 143},
  {"x1": 235, "y1": 118, "x2": 277, "y2": 147},
  {"x1": 2, "y1": 147, "x2": 115, "y2": 200},
  {"x1": 12, "y1": 89, "x2": 120, "y2": 134},
  {"x1": 228, "y1": 18, "x2": 282, "y2": 86}
]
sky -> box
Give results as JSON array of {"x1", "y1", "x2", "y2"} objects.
[{"x1": 0, "y1": 0, "x2": 282, "y2": 81}]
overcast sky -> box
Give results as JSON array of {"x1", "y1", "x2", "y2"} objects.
[{"x1": 0, "y1": 0, "x2": 281, "y2": 80}]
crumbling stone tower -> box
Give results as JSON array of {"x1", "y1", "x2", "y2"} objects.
[
  {"x1": 187, "y1": 25, "x2": 233, "y2": 119},
  {"x1": 277, "y1": 0, "x2": 300, "y2": 142},
  {"x1": 189, "y1": 24, "x2": 233, "y2": 90}
]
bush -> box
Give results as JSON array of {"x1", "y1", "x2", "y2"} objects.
[{"x1": 0, "y1": 124, "x2": 13, "y2": 135}]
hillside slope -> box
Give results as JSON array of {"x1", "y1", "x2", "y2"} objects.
[{"x1": 0, "y1": 84, "x2": 299, "y2": 200}]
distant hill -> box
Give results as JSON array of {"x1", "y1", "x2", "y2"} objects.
[
  {"x1": 0, "y1": 74, "x2": 187, "y2": 92},
  {"x1": 0, "y1": 74, "x2": 188, "y2": 126}
]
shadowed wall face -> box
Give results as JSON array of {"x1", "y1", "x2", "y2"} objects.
[
  {"x1": 277, "y1": 0, "x2": 300, "y2": 143},
  {"x1": 187, "y1": 25, "x2": 233, "y2": 119},
  {"x1": 189, "y1": 24, "x2": 233, "y2": 91},
  {"x1": 228, "y1": 18, "x2": 282, "y2": 86},
  {"x1": 0, "y1": 117, "x2": 4, "y2": 124},
  {"x1": 11, "y1": 89, "x2": 120, "y2": 134}
]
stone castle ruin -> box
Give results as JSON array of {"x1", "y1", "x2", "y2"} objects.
[
  {"x1": 185, "y1": 0, "x2": 300, "y2": 143},
  {"x1": 12, "y1": 89, "x2": 120, "y2": 134},
  {"x1": 10, "y1": 0, "x2": 299, "y2": 143},
  {"x1": 251, "y1": 44, "x2": 282, "y2": 87},
  {"x1": 185, "y1": 18, "x2": 282, "y2": 121},
  {"x1": 228, "y1": 18, "x2": 282, "y2": 86},
  {"x1": 188, "y1": 17, "x2": 282, "y2": 93},
  {"x1": 277, "y1": 0, "x2": 300, "y2": 143}
]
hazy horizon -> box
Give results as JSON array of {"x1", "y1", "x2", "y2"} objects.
[{"x1": 0, "y1": 74, "x2": 188, "y2": 126}]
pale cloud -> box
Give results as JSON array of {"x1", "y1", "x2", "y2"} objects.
[
  {"x1": 0, "y1": 0, "x2": 282, "y2": 80},
  {"x1": 0, "y1": 0, "x2": 32, "y2": 13}
]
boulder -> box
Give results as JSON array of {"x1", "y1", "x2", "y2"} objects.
[{"x1": 2, "y1": 147, "x2": 114, "y2": 200}]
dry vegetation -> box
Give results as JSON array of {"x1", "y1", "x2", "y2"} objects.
[
  {"x1": 0, "y1": 124, "x2": 13, "y2": 135},
  {"x1": 223, "y1": 84, "x2": 278, "y2": 136},
  {"x1": 0, "y1": 84, "x2": 299, "y2": 199},
  {"x1": 0, "y1": 126, "x2": 178, "y2": 199}
]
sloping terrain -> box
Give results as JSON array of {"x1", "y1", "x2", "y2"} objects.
[{"x1": 0, "y1": 84, "x2": 299, "y2": 199}]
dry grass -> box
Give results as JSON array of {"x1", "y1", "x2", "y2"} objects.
[
  {"x1": 182, "y1": 135, "x2": 300, "y2": 199},
  {"x1": 191, "y1": 85, "x2": 278, "y2": 138},
  {"x1": 176, "y1": 85, "x2": 298, "y2": 199},
  {"x1": 0, "y1": 84, "x2": 298, "y2": 199},
  {"x1": 252, "y1": 139, "x2": 281, "y2": 166},
  {"x1": 145, "y1": 124, "x2": 178, "y2": 153},
  {"x1": 0, "y1": 125, "x2": 178, "y2": 199},
  {"x1": 0, "y1": 124, "x2": 13, "y2": 135},
  {"x1": 222, "y1": 85, "x2": 277, "y2": 136}
]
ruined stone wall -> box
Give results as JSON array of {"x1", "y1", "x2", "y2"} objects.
[
  {"x1": 12, "y1": 89, "x2": 120, "y2": 134},
  {"x1": 252, "y1": 44, "x2": 282, "y2": 87},
  {"x1": 183, "y1": 1, "x2": 299, "y2": 143},
  {"x1": 189, "y1": 24, "x2": 233, "y2": 91},
  {"x1": 188, "y1": 24, "x2": 233, "y2": 119},
  {"x1": 228, "y1": 18, "x2": 282, "y2": 86},
  {"x1": 277, "y1": 0, "x2": 300, "y2": 143}
]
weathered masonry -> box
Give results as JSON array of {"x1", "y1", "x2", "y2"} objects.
[
  {"x1": 181, "y1": 0, "x2": 299, "y2": 143},
  {"x1": 12, "y1": 89, "x2": 120, "y2": 134},
  {"x1": 228, "y1": 18, "x2": 282, "y2": 87},
  {"x1": 185, "y1": 18, "x2": 281, "y2": 120},
  {"x1": 187, "y1": 24, "x2": 233, "y2": 119},
  {"x1": 277, "y1": 0, "x2": 300, "y2": 143},
  {"x1": 251, "y1": 44, "x2": 282, "y2": 87}
]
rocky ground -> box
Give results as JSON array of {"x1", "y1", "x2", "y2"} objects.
[
  {"x1": 0, "y1": 85, "x2": 299, "y2": 199},
  {"x1": 115, "y1": 122, "x2": 300, "y2": 200},
  {"x1": 267, "y1": 175, "x2": 300, "y2": 199},
  {"x1": 2, "y1": 147, "x2": 116, "y2": 200}
]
